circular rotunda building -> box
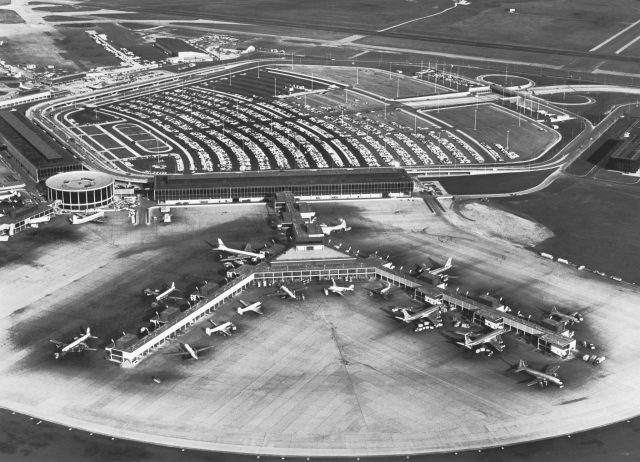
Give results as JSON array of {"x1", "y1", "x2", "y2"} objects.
[{"x1": 46, "y1": 171, "x2": 114, "y2": 211}]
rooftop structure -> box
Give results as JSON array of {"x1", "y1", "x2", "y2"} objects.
[{"x1": 45, "y1": 171, "x2": 114, "y2": 211}]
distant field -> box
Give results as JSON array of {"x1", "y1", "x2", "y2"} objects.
[
  {"x1": 427, "y1": 104, "x2": 559, "y2": 161},
  {"x1": 82, "y1": 0, "x2": 640, "y2": 56},
  {"x1": 498, "y1": 176, "x2": 640, "y2": 284},
  {"x1": 290, "y1": 65, "x2": 449, "y2": 99}
]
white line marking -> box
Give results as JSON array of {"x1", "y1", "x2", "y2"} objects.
[
  {"x1": 377, "y1": 4, "x2": 458, "y2": 33},
  {"x1": 590, "y1": 18, "x2": 640, "y2": 52},
  {"x1": 615, "y1": 34, "x2": 640, "y2": 54}
]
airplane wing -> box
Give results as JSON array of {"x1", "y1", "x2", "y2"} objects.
[
  {"x1": 195, "y1": 345, "x2": 216, "y2": 353},
  {"x1": 164, "y1": 351, "x2": 188, "y2": 356},
  {"x1": 526, "y1": 378, "x2": 541, "y2": 387},
  {"x1": 49, "y1": 339, "x2": 65, "y2": 348},
  {"x1": 336, "y1": 291, "x2": 345, "y2": 297},
  {"x1": 238, "y1": 299, "x2": 250, "y2": 307},
  {"x1": 425, "y1": 310, "x2": 441, "y2": 326},
  {"x1": 243, "y1": 243, "x2": 253, "y2": 252},
  {"x1": 255, "y1": 307, "x2": 263, "y2": 314},
  {"x1": 488, "y1": 335, "x2": 504, "y2": 352},
  {"x1": 544, "y1": 365, "x2": 560, "y2": 376}
]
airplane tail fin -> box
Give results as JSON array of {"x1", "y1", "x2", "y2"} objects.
[
  {"x1": 204, "y1": 327, "x2": 213, "y2": 336},
  {"x1": 331, "y1": 278, "x2": 336, "y2": 287},
  {"x1": 348, "y1": 284, "x2": 354, "y2": 291},
  {"x1": 237, "y1": 307, "x2": 244, "y2": 315},
  {"x1": 445, "y1": 257, "x2": 453, "y2": 268},
  {"x1": 217, "y1": 238, "x2": 224, "y2": 248},
  {"x1": 551, "y1": 306, "x2": 559, "y2": 314},
  {"x1": 86, "y1": 327, "x2": 98, "y2": 339},
  {"x1": 515, "y1": 360, "x2": 527, "y2": 372}
]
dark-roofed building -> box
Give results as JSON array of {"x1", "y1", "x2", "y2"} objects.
[
  {"x1": 606, "y1": 135, "x2": 640, "y2": 173},
  {"x1": 0, "y1": 110, "x2": 83, "y2": 181},
  {"x1": 155, "y1": 38, "x2": 209, "y2": 61},
  {"x1": 153, "y1": 168, "x2": 413, "y2": 203}
]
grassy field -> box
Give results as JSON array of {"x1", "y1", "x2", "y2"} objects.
[
  {"x1": 55, "y1": 27, "x2": 120, "y2": 70},
  {"x1": 428, "y1": 103, "x2": 559, "y2": 160},
  {"x1": 290, "y1": 64, "x2": 448, "y2": 99},
  {"x1": 498, "y1": 176, "x2": 640, "y2": 284}
]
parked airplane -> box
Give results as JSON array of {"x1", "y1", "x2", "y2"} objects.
[
  {"x1": 368, "y1": 282, "x2": 393, "y2": 300},
  {"x1": 324, "y1": 278, "x2": 354, "y2": 296},
  {"x1": 515, "y1": 360, "x2": 564, "y2": 388},
  {"x1": 142, "y1": 282, "x2": 178, "y2": 302},
  {"x1": 50, "y1": 327, "x2": 97, "y2": 359},
  {"x1": 237, "y1": 299, "x2": 263, "y2": 315},
  {"x1": 166, "y1": 342, "x2": 214, "y2": 360},
  {"x1": 320, "y1": 218, "x2": 351, "y2": 236},
  {"x1": 149, "y1": 311, "x2": 167, "y2": 329},
  {"x1": 392, "y1": 306, "x2": 442, "y2": 328},
  {"x1": 209, "y1": 238, "x2": 266, "y2": 262},
  {"x1": 204, "y1": 320, "x2": 237, "y2": 336},
  {"x1": 456, "y1": 327, "x2": 508, "y2": 355},
  {"x1": 549, "y1": 306, "x2": 583, "y2": 325},
  {"x1": 278, "y1": 284, "x2": 305, "y2": 300},
  {"x1": 415, "y1": 257, "x2": 454, "y2": 277},
  {"x1": 69, "y1": 210, "x2": 105, "y2": 224}
]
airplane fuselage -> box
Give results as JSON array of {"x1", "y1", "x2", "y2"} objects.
[
  {"x1": 238, "y1": 301, "x2": 262, "y2": 314},
  {"x1": 61, "y1": 333, "x2": 92, "y2": 353},
  {"x1": 460, "y1": 328, "x2": 508, "y2": 348},
  {"x1": 395, "y1": 306, "x2": 439, "y2": 323},
  {"x1": 183, "y1": 343, "x2": 199, "y2": 360}
]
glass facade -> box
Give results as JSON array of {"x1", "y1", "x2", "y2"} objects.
[
  {"x1": 155, "y1": 181, "x2": 412, "y2": 202},
  {"x1": 48, "y1": 183, "x2": 114, "y2": 211}
]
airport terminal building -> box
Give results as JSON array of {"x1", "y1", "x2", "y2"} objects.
[{"x1": 153, "y1": 168, "x2": 414, "y2": 203}]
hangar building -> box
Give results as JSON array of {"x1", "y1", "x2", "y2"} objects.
[
  {"x1": 0, "y1": 110, "x2": 83, "y2": 181},
  {"x1": 155, "y1": 38, "x2": 209, "y2": 62},
  {"x1": 153, "y1": 168, "x2": 414, "y2": 203}
]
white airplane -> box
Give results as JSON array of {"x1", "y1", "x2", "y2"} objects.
[
  {"x1": 204, "y1": 320, "x2": 237, "y2": 336},
  {"x1": 149, "y1": 311, "x2": 167, "y2": 329},
  {"x1": 324, "y1": 278, "x2": 354, "y2": 296},
  {"x1": 456, "y1": 327, "x2": 508, "y2": 354},
  {"x1": 515, "y1": 360, "x2": 564, "y2": 388},
  {"x1": 237, "y1": 299, "x2": 263, "y2": 315},
  {"x1": 278, "y1": 284, "x2": 305, "y2": 300},
  {"x1": 549, "y1": 306, "x2": 583, "y2": 325},
  {"x1": 166, "y1": 342, "x2": 214, "y2": 360},
  {"x1": 69, "y1": 210, "x2": 105, "y2": 224},
  {"x1": 50, "y1": 327, "x2": 97, "y2": 359},
  {"x1": 212, "y1": 238, "x2": 266, "y2": 262},
  {"x1": 142, "y1": 282, "x2": 178, "y2": 302},
  {"x1": 424, "y1": 257, "x2": 454, "y2": 276},
  {"x1": 320, "y1": 218, "x2": 351, "y2": 236},
  {"x1": 392, "y1": 306, "x2": 442, "y2": 328},
  {"x1": 368, "y1": 282, "x2": 393, "y2": 300}
]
